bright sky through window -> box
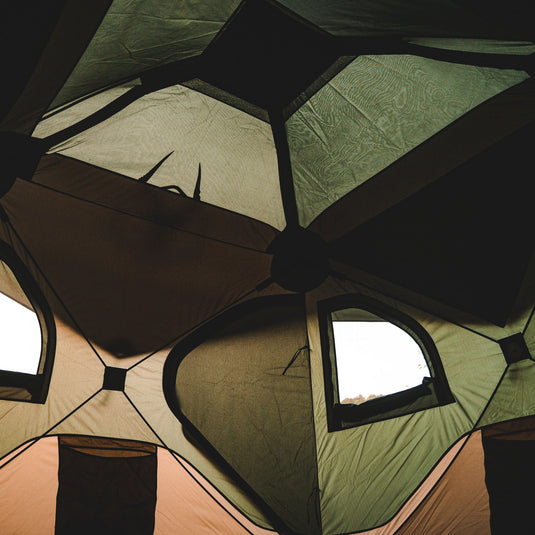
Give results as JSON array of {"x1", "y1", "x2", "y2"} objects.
[
  {"x1": 332, "y1": 321, "x2": 430, "y2": 403},
  {"x1": 0, "y1": 292, "x2": 42, "y2": 374}
]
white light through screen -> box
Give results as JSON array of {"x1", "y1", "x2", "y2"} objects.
[
  {"x1": 332, "y1": 321, "x2": 429, "y2": 403},
  {"x1": 0, "y1": 292, "x2": 42, "y2": 374}
]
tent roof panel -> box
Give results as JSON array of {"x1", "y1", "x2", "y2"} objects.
[{"x1": 50, "y1": 0, "x2": 241, "y2": 110}]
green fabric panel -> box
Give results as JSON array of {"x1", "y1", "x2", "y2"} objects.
[
  {"x1": 277, "y1": 0, "x2": 498, "y2": 38},
  {"x1": 51, "y1": 0, "x2": 240, "y2": 108},
  {"x1": 126, "y1": 351, "x2": 275, "y2": 530},
  {"x1": 524, "y1": 307, "x2": 535, "y2": 352},
  {"x1": 176, "y1": 298, "x2": 320, "y2": 535},
  {"x1": 306, "y1": 281, "x2": 506, "y2": 534},
  {"x1": 35, "y1": 80, "x2": 139, "y2": 137},
  {"x1": 407, "y1": 38, "x2": 535, "y2": 55},
  {"x1": 36, "y1": 83, "x2": 284, "y2": 230},
  {"x1": 477, "y1": 360, "x2": 535, "y2": 428},
  {"x1": 286, "y1": 55, "x2": 528, "y2": 227},
  {"x1": 478, "y1": 321, "x2": 535, "y2": 427}
]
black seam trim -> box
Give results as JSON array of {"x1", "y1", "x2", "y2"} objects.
[
  {"x1": 473, "y1": 367, "x2": 510, "y2": 430},
  {"x1": 522, "y1": 303, "x2": 535, "y2": 336},
  {"x1": 45, "y1": 388, "x2": 103, "y2": 436},
  {"x1": 26, "y1": 0, "x2": 114, "y2": 133},
  {"x1": 122, "y1": 391, "x2": 166, "y2": 447},
  {"x1": 0, "y1": 438, "x2": 39, "y2": 470},
  {"x1": 269, "y1": 108, "x2": 299, "y2": 229},
  {"x1": 42, "y1": 85, "x2": 146, "y2": 148},
  {"x1": 302, "y1": 308, "x2": 324, "y2": 532},
  {"x1": 169, "y1": 452, "x2": 257, "y2": 535}
]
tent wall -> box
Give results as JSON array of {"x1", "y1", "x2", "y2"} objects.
[{"x1": 306, "y1": 277, "x2": 507, "y2": 533}]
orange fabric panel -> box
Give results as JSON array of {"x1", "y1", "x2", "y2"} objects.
[
  {"x1": 395, "y1": 431, "x2": 490, "y2": 535},
  {"x1": 154, "y1": 449, "x2": 275, "y2": 535},
  {"x1": 358, "y1": 436, "x2": 468, "y2": 535},
  {"x1": 0, "y1": 437, "x2": 58, "y2": 535}
]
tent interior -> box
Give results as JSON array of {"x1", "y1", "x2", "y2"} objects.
[{"x1": 1, "y1": 1, "x2": 534, "y2": 534}]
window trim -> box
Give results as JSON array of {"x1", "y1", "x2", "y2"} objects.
[
  {"x1": 318, "y1": 294, "x2": 454, "y2": 432},
  {"x1": 0, "y1": 240, "x2": 56, "y2": 403}
]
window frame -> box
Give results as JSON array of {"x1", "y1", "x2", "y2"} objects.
[
  {"x1": 0, "y1": 240, "x2": 56, "y2": 403},
  {"x1": 318, "y1": 294, "x2": 454, "y2": 432}
]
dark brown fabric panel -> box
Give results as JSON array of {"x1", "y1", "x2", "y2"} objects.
[
  {"x1": 34, "y1": 154, "x2": 278, "y2": 252},
  {"x1": 0, "y1": 386, "x2": 32, "y2": 401},
  {"x1": 2, "y1": 179, "x2": 271, "y2": 357},
  {"x1": 173, "y1": 296, "x2": 320, "y2": 535},
  {"x1": 455, "y1": 0, "x2": 534, "y2": 41},
  {"x1": 482, "y1": 416, "x2": 535, "y2": 534},
  {"x1": 1, "y1": 0, "x2": 113, "y2": 134},
  {"x1": 201, "y1": 0, "x2": 339, "y2": 110},
  {"x1": 330, "y1": 120, "x2": 535, "y2": 326},
  {"x1": 55, "y1": 441, "x2": 157, "y2": 535},
  {"x1": 483, "y1": 416, "x2": 535, "y2": 440},
  {"x1": 309, "y1": 78, "x2": 535, "y2": 243},
  {"x1": 59, "y1": 436, "x2": 156, "y2": 457},
  {"x1": 0, "y1": 1, "x2": 68, "y2": 126},
  {"x1": 395, "y1": 431, "x2": 491, "y2": 535}
]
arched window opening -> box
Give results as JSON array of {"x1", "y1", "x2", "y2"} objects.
[
  {"x1": 319, "y1": 295, "x2": 454, "y2": 431},
  {"x1": 0, "y1": 288, "x2": 42, "y2": 374},
  {"x1": 0, "y1": 241, "x2": 55, "y2": 403}
]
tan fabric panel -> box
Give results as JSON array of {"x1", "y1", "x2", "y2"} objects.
[
  {"x1": 126, "y1": 348, "x2": 275, "y2": 530},
  {"x1": 395, "y1": 431, "x2": 490, "y2": 535},
  {"x1": 0, "y1": 260, "x2": 32, "y2": 309},
  {"x1": 0, "y1": 436, "x2": 58, "y2": 535},
  {"x1": 155, "y1": 449, "x2": 275, "y2": 535},
  {"x1": 0, "y1": 317, "x2": 103, "y2": 460},
  {"x1": 49, "y1": 389, "x2": 163, "y2": 446},
  {"x1": 358, "y1": 436, "x2": 468, "y2": 535},
  {"x1": 37, "y1": 83, "x2": 285, "y2": 230},
  {"x1": 306, "y1": 277, "x2": 504, "y2": 534}
]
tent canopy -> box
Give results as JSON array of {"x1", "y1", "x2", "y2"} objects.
[{"x1": 1, "y1": 1, "x2": 534, "y2": 534}]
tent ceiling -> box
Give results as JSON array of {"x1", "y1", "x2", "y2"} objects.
[{"x1": 1, "y1": 1, "x2": 535, "y2": 534}]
